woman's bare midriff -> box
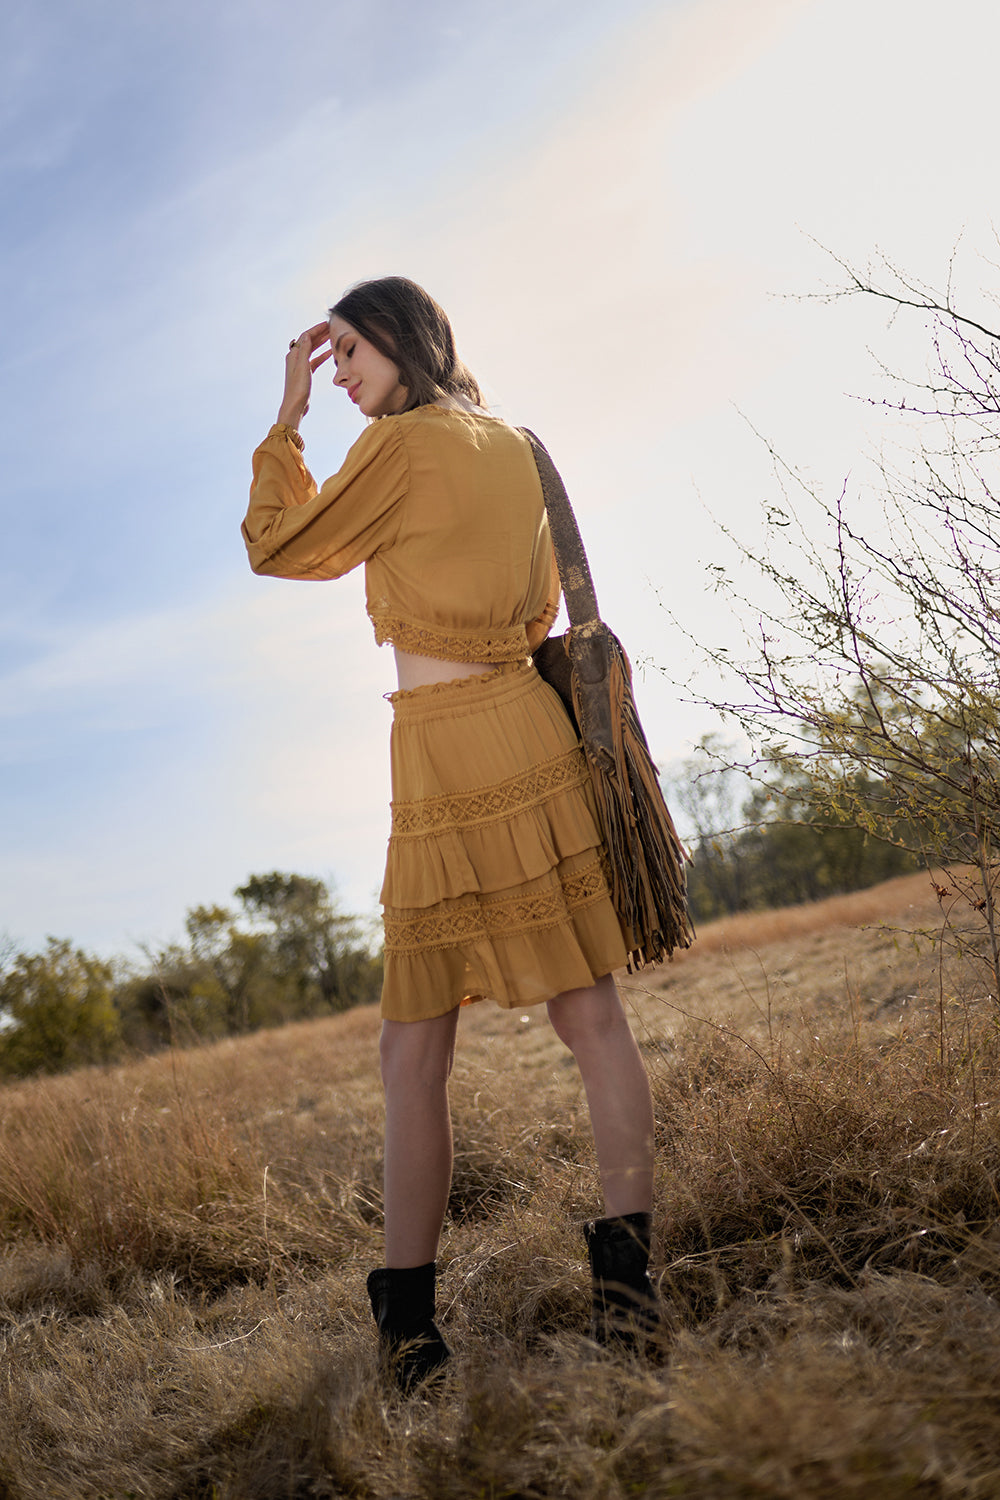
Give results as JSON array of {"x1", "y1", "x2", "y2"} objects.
[{"x1": 393, "y1": 646, "x2": 497, "y2": 692}]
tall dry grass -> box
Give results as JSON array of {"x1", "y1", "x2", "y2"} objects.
[{"x1": 1, "y1": 870, "x2": 999, "y2": 1498}]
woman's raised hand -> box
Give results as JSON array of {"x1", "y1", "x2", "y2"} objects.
[{"x1": 277, "y1": 321, "x2": 333, "y2": 429}]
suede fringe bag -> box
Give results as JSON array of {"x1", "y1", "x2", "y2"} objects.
[{"x1": 520, "y1": 429, "x2": 694, "y2": 971}]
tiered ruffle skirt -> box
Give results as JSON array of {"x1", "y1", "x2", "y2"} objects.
[{"x1": 379, "y1": 660, "x2": 628, "y2": 1021}]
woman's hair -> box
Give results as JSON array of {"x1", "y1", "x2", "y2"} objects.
[{"x1": 329, "y1": 276, "x2": 484, "y2": 412}]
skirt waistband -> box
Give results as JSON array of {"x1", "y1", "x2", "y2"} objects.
[{"x1": 387, "y1": 659, "x2": 539, "y2": 720}]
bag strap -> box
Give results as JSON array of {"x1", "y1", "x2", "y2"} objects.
[{"x1": 518, "y1": 428, "x2": 600, "y2": 628}]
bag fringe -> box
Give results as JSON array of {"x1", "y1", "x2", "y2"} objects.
[{"x1": 568, "y1": 623, "x2": 694, "y2": 971}]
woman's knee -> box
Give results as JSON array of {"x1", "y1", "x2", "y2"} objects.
[
  {"x1": 379, "y1": 1010, "x2": 459, "y2": 1094},
  {"x1": 547, "y1": 974, "x2": 626, "y2": 1054}
]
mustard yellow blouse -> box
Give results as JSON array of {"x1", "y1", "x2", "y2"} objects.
[{"x1": 242, "y1": 406, "x2": 561, "y2": 662}]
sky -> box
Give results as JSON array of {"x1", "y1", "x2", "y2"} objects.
[{"x1": 2, "y1": 0, "x2": 998, "y2": 960}]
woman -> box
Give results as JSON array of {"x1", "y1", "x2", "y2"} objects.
[{"x1": 242, "y1": 277, "x2": 659, "y2": 1390}]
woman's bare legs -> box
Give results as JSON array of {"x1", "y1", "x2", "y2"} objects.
[
  {"x1": 378, "y1": 976, "x2": 651, "y2": 1262},
  {"x1": 547, "y1": 973, "x2": 654, "y2": 1217},
  {"x1": 379, "y1": 1008, "x2": 460, "y2": 1267}
]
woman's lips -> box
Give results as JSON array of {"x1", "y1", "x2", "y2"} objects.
[{"x1": 348, "y1": 383, "x2": 361, "y2": 402}]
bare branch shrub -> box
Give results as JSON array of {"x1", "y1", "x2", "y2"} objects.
[{"x1": 682, "y1": 250, "x2": 1000, "y2": 1001}]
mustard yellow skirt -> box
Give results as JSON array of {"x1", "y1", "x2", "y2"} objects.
[{"x1": 379, "y1": 660, "x2": 628, "y2": 1021}]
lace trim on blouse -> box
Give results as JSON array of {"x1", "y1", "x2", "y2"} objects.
[
  {"x1": 370, "y1": 609, "x2": 529, "y2": 663},
  {"x1": 382, "y1": 854, "x2": 610, "y2": 956}
]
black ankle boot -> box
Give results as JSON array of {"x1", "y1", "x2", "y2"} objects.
[
  {"x1": 366, "y1": 1262, "x2": 451, "y2": 1393},
  {"x1": 584, "y1": 1211, "x2": 661, "y2": 1348}
]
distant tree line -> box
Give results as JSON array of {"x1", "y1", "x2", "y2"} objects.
[
  {"x1": 2, "y1": 765, "x2": 925, "y2": 1082},
  {"x1": 0, "y1": 873, "x2": 382, "y2": 1079},
  {"x1": 667, "y1": 735, "x2": 920, "y2": 925}
]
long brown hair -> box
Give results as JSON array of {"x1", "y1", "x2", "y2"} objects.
[{"x1": 329, "y1": 276, "x2": 484, "y2": 412}]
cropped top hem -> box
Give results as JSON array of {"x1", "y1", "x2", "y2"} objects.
[{"x1": 372, "y1": 610, "x2": 530, "y2": 663}]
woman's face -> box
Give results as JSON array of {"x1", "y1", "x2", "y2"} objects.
[{"x1": 328, "y1": 314, "x2": 407, "y2": 418}]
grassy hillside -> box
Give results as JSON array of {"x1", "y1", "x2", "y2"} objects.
[{"x1": 1, "y1": 870, "x2": 998, "y2": 1498}]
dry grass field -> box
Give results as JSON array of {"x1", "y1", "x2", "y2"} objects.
[{"x1": 2, "y1": 869, "x2": 999, "y2": 1498}]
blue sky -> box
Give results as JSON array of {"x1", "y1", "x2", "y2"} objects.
[{"x1": 2, "y1": 0, "x2": 998, "y2": 958}]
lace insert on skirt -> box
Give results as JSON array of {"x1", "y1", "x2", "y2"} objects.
[
  {"x1": 383, "y1": 855, "x2": 610, "y2": 956},
  {"x1": 390, "y1": 747, "x2": 589, "y2": 838}
]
